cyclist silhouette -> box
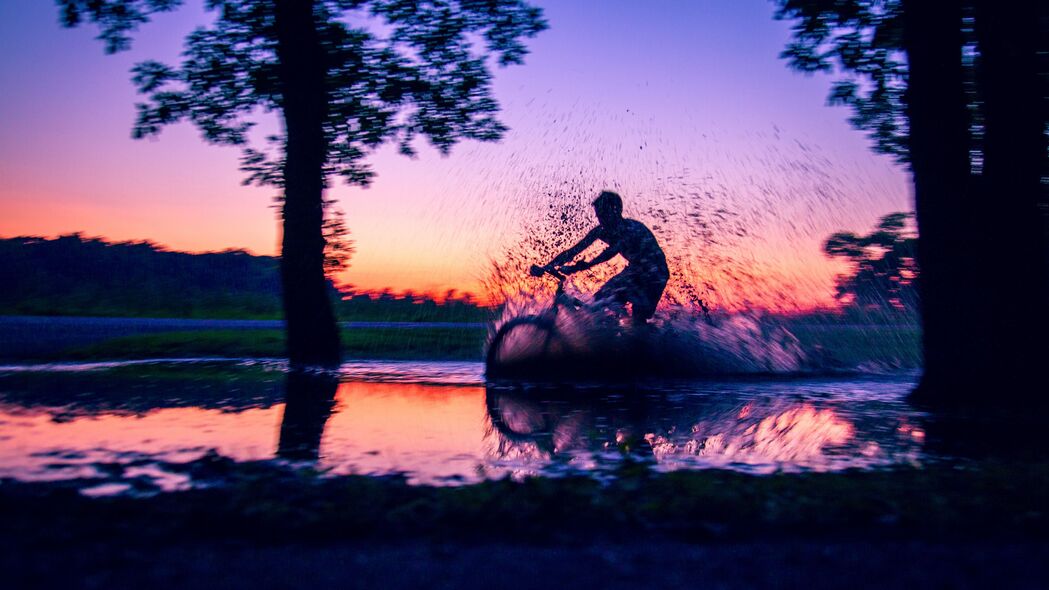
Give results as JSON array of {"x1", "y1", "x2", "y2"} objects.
[{"x1": 538, "y1": 191, "x2": 669, "y2": 325}]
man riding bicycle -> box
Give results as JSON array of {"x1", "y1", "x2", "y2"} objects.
[{"x1": 536, "y1": 191, "x2": 670, "y2": 325}]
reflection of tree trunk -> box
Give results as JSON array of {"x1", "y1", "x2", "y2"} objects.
[
  {"x1": 275, "y1": 0, "x2": 342, "y2": 369},
  {"x1": 278, "y1": 372, "x2": 339, "y2": 462}
]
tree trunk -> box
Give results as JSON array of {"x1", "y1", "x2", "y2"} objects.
[
  {"x1": 970, "y1": 0, "x2": 1049, "y2": 389},
  {"x1": 902, "y1": 0, "x2": 976, "y2": 402},
  {"x1": 274, "y1": 0, "x2": 341, "y2": 369},
  {"x1": 908, "y1": 1, "x2": 1049, "y2": 404}
]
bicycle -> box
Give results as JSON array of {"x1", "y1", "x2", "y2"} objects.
[{"x1": 485, "y1": 265, "x2": 627, "y2": 379}]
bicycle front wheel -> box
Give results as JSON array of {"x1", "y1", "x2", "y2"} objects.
[{"x1": 486, "y1": 316, "x2": 566, "y2": 376}]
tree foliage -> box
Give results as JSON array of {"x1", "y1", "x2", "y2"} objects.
[
  {"x1": 58, "y1": 0, "x2": 546, "y2": 365},
  {"x1": 322, "y1": 201, "x2": 354, "y2": 277},
  {"x1": 58, "y1": 0, "x2": 547, "y2": 188},
  {"x1": 773, "y1": 0, "x2": 909, "y2": 161},
  {"x1": 824, "y1": 212, "x2": 917, "y2": 311}
]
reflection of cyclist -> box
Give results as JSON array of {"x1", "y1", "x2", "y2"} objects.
[{"x1": 540, "y1": 191, "x2": 669, "y2": 324}]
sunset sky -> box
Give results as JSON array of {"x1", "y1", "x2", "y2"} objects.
[{"x1": 0, "y1": 1, "x2": 912, "y2": 308}]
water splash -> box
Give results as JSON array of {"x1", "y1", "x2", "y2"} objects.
[
  {"x1": 649, "y1": 309, "x2": 812, "y2": 375},
  {"x1": 487, "y1": 299, "x2": 816, "y2": 378},
  {"x1": 476, "y1": 152, "x2": 921, "y2": 378}
]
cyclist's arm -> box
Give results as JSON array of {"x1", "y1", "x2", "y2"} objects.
[
  {"x1": 573, "y1": 246, "x2": 618, "y2": 271},
  {"x1": 549, "y1": 228, "x2": 601, "y2": 267}
]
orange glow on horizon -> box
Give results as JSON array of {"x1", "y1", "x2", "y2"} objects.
[{"x1": 0, "y1": 225, "x2": 849, "y2": 312}]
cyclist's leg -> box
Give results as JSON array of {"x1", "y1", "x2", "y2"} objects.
[
  {"x1": 594, "y1": 271, "x2": 632, "y2": 307},
  {"x1": 631, "y1": 296, "x2": 658, "y2": 323},
  {"x1": 626, "y1": 272, "x2": 669, "y2": 324}
]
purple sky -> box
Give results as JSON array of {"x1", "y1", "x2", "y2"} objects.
[{"x1": 0, "y1": 1, "x2": 911, "y2": 303}]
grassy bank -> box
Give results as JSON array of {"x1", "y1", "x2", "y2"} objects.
[
  {"x1": 60, "y1": 327, "x2": 488, "y2": 362},
  {"x1": 788, "y1": 324, "x2": 922, "y2": 368},
  {"x1": 53, "y1": 323, "x2": 920, "y2": 367}
]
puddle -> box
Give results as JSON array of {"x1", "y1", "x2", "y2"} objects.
[{"x1": 0, "y1": 360, "x2": 928, "y2": 492}]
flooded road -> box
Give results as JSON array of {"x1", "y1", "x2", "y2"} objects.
[{"x1": 0, "y1": 360, "x2": 927, "y2": 492}]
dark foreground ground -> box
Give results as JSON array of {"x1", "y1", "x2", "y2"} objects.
[
  {"x1": 3, "y1": 458, "x2": 1047, "y2": 589},
  {"x1": 8, "y1": 537, "x2": 1047, "y2": 590}
]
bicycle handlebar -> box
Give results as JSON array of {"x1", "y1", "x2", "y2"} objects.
[{"x1": 529, "y1": 264, "x2": 566, "y2": 282}]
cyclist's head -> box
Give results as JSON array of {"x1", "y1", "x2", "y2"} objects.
[{"x1": 593, "y1": 191, "x2": 623, "y2": 225}]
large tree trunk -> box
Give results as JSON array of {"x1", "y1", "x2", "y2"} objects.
[
  {"x1": 908, "y1": 1, "x2": 1049, "y2": 404},
  {"x1": 969, "y1": 0, "x2": 1049, "y2": 389},
  {"x1": 902, "y1": 0, "x2": 976, "y2": 401},
  {"x1": 274, "y1": 0, "x2": 341, "y2": 368}
]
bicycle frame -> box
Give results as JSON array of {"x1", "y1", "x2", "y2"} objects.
[{"x1": 531, "y1": 265, "x2": 586, "y2": 321}]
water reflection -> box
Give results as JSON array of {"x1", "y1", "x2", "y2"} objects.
[
  {"x1": 277, "y1": 372, "x2": 338, "y2": 462},
  {"x1": 484, "y1": 380, "x2": 925, "y2": 476},
  {"x1": 0, "y1": 361, "x2": 928, "y2": 490}
]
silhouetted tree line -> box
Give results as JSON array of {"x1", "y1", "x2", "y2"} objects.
[
  {"x1": 338, "y1": 289, "x2": 487, "y2": 323},
  {"x1": 0, "y1": 234, "x2": 282, "y2": 318},
  {"x1": 0, "y1": 234, "x2": 487, "y2": 322}
]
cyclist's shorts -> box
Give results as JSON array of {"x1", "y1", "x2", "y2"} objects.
[{"x1": 595, "y1": 266, "x2": 669, "y2": 321}]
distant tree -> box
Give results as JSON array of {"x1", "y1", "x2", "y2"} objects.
[
  {"x1": 824, "y1": 212, "x2": 917, "y2": 313},
  {"x1": 775, "y1": 0, "x2": 1049, "y2": 402},
  {"x1": 58, "y1": 0, "x2": 546, "y2": 368}
]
